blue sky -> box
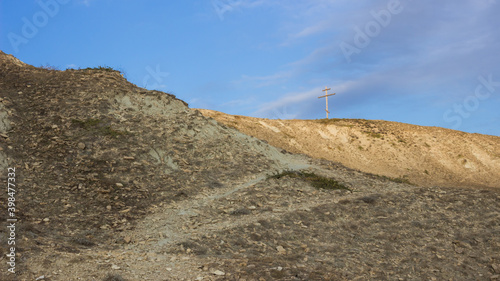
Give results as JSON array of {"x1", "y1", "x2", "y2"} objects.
[{"x1": 1, "y1": 0, "x2": 499, "y2": 136}]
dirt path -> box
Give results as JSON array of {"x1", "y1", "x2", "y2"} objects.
[{"x1": 19, "y1": 156, "x2": 500, "y2": 280}]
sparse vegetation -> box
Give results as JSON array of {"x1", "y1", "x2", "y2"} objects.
[
  {"x1": 102, "y1": 126, "x2": 127, "y2": 137},
  {"x1": 315, "y1": 118, "x2": 344, "y2": 124},
  {"x1": 72, "y1": 118, "x2": 102, "y2": 129},
  {"x1": 103, "y1": 274, "x2": 126, "y2": 281},
  {"x1": 268, "y1": 170, "x2": 350, "y2": 191},
  {"x1": 225, "y1": 121, "x2": 239, "y2": 129},
  {"x1": 363, "y1": 131, "x2": 383, "y2": 138},
  {"x1": 387, "y1": 175, "x2": 411, "y2": 184},
  {"x1": 65, "y1": 65, "x2": 126, "y2": 76},
  {"x1": 230, "y1": 208, "x2": 251, "y2": 216},
  {"x1": 369, "y1": 173, "x2": 413, "y2": 185},
  {"x1": 71, "y1": 236, "x2": 95, "y2": 247},
  {"x1": 338, "y1": 124, "x2": 354, "y2": 128},
  {"x1": 39, "y1": 64, "x2": 59, "y2": 71},
  {"x1": 71, "y1": 118, "x2": 128, "y2": 138},
  {"x1": 81, "y1": 65, "x2": 119, "y2": 72}
]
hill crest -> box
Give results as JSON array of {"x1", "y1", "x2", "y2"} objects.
[{"x1": 196, "y1": 109, "x2": 500, "y2": 188}]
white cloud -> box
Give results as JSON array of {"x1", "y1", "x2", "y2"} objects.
[
  {"x1": 236, "y1": 71, "x2": 292, "y2": 88},
  {"x1": 80, "y1": 0, "x2": 93, "y2": 7}
]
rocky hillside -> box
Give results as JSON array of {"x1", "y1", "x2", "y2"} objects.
[
  {"x1": 1, "y1": 51, "x2": 499, "y2": 280},
  {"x1": 197, "y1": 109, "x2": 500, "y2": 189}
]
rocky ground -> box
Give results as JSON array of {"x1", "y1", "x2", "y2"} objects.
[
  {"x1": 0, "y1": 51, "x2": 499, "y2": 280},
  {"x1": 197, "y1": 109, "x2": 500, "y2": 189}
]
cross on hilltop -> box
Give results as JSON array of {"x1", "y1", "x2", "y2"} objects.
[{"x1": 318, "y1": 87, "x2": 336, "y2": 119}]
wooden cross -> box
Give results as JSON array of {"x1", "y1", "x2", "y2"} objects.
[{"x1": 318, "y1": 86, "x2": 335, "y2": 119}]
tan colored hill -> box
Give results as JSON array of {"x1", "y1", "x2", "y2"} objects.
[{"x1": 197, "y1": 109, "x2": 500, "y2": 189}]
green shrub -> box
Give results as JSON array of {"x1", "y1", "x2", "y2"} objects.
[
  {"x1": 81, "y1": 65, "x2": 119, "y2": 72},
  {"x1": 379, "y1": 175, "x2": 412, "y2": 185},
  {"x1": 71, "y1": 118, "x2": 128, "y2": 138},
  {"x1": 363, "y1": 131, "x2": 383, "y2": 138}
]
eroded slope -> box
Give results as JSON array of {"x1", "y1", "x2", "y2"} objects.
[{"x1": 0, "y1": 51, "x2": 295, "y2": 279}]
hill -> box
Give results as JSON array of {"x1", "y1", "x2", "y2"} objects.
[
  {"x1": 1, "y1": 51, "x2": 500, "y2": 280},
  {"x1": 196, "y1": 109, "x2": 500, "y2": 189}
]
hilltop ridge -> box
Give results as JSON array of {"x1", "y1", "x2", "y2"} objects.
[{"x1": 196, "y1": 109, "x2": 500, "y2": 189}]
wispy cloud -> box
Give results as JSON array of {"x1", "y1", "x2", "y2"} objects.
[
  {"x1": 236, "y1": 71, "x2": 292, "y2": 88},
  {"x1": 221, "y1": 97, "x2": 256, "y2": 107},
  {"x1": 252, "y1": 80, "x2": 359, "y2": 119},
  {"x1": 80, "y1": 0, "x2": 93, "y2": 7},
  {"x1": 252, "y1": 87, "x2": 321, "y2": 118}
]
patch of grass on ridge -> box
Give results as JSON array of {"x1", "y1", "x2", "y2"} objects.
[
  {"x1": 81, "y1": 65, "x2": 119, "y2": 72},
  {"x1": 268, "y1": 170, "x2": 350, "y2": 191},
  {"x1": 315, "y1": 118, "x2": 344, "y2": 124},
  {"x1": 39, "y1": 64, "x2": 59, "y2": 71}
]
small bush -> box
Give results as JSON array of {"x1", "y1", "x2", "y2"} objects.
[
  {"x1": 71, "y1": 118, "x2": 128, "y2": 138},
  {"x1": 268, "y1": 170, "x2": 350, "y2": 191},
  {"x1": 103, "y1": 274, "x2": 126, "y2": 281},
  {"x1": 101, "y1": 126, "x2": 127, "y2": 137},
  {"x1": 378, "y1": 175, "x2": 412, "y2": 185},
  {"x1": 363, "y1": 131, "x2": 383, "y2": 138},
  {"x1": 39, "y1": 64, "x2": 59, "y2": 71},
  {"x1": 230, "y1": 208, "x2": 251, "y2": 216},
  {"x1": 71, "y1": 236, "x2": 95, "y2": 247},
  {"x1": 72, "y1": 118, "x2": 101, "y2": 129},
  {"x1": 82, "y1": 65, "x2": 119, "y2": 72},
  {"x1": 390, "y1": 176, "x2": 411, "y2": 184}
]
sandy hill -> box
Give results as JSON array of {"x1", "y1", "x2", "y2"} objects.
[
  {"x1": 1, "y1": 51, "x2": 500, "y2": 280},
  {"x1": 197, "y1": 109, "x2": 500, "y2": 189}
]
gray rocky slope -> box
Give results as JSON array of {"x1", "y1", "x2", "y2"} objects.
[{"x1": 0, "y1": 51, "x2": 499, "y2": 280}]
